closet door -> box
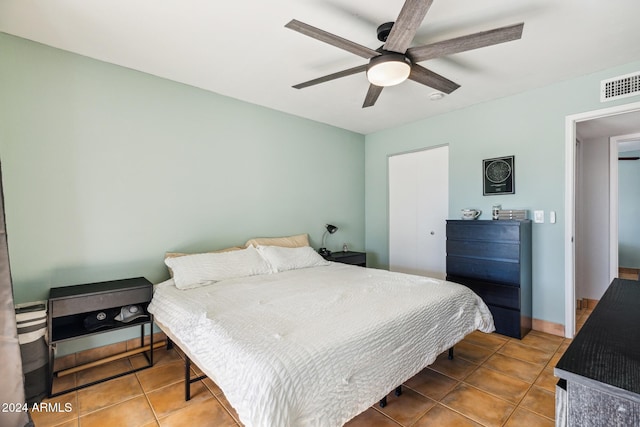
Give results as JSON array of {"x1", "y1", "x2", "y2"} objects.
[{"x1": 389, "y1": 146, "x2": 449, "y2": 278}]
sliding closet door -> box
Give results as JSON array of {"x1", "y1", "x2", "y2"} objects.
[
  {"x1": 0, "y1": 163, "x2": 30, "y2": 427},
  {"x1": 389, "y1": 146, "x2": 449, "y2": 279}
]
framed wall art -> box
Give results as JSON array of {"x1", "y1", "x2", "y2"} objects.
[{"x1": 483, "y1": 155, "x2": 514, "y2": 195}]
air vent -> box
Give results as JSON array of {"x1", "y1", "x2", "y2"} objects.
[{"x1": 601, "y1": 71, "x2": 640, "y2": 102}]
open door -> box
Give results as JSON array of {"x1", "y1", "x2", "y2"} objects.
[{"x1": 565, "y1": 101, "x2": 640, "y2": 338}]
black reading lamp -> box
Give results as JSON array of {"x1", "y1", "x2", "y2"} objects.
[{"x1": 318, "y1": 224, "x2": 338, "y2": 256}]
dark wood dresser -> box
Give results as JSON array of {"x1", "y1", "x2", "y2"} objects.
[
  {"x1": 554, "y1": 278, "x2": 640, "y2": 426},
  {"x1": 446, "y1": 220, "x2": 532, "y2": 339}
]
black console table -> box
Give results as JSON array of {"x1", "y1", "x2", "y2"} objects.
[
  {"x1": 322, "y1": 251, "x2": 367, "y2": 267},
  {"x1": 554, "y1": 278, "x2": 640, "y2": 426},
  {"x1": 47, "y1": 277, "x2": 155, "y2": 397}
]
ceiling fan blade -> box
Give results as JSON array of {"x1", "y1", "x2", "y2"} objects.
[
  {"x1": 293, "y1": 64, "x2": 368, "y2": 89},
  {"x1": 285, "y1": 19, "x2": 380, "y2": 59},
  {"x1": 384, "y1": 0, "x2": 435, "y2": 53},
  {"x1": 407, "y1": 22, "x2": 524, "y2": 62},
  {"x1": 408, "y1": 64, "x2": 460, "y2": 94},
  {"x1": 363, "y1": 84, "x2": 384, "y2": 108}
]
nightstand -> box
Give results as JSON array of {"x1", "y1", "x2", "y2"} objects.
[
  {"x1": 47, "y1": 277, "x2": 155, "y2": 397},
  {"x1": 323, "y1": 251, "x2": 367, "y2": 267}
]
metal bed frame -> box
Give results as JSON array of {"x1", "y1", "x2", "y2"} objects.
[{"x1": 172, "y1": 337, "x2": 455, "y2": 408}]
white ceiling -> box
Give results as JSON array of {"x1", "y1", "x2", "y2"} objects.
[
  {"x1": 577, "y1": 110, "x2": 640, "y2": 152},
  {"x1": 2, "y1": 0, "x2": 640, "y2": 134}
]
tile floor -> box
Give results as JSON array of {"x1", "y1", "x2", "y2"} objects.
[{"x1": 30, "y1": 326, "x2": 578, "y2": 427}]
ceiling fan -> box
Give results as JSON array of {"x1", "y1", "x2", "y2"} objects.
[{"x1": 285, "y1": 0, "x2": 524, "y2": 108}]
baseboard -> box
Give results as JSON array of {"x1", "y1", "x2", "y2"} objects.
[
  {"x1": 618, "y1": 267, "x2": 639, "y2": 280},
  {"x1": 532, "y1": 318, "x2": 564, "y2": 337},
  {"x1": 577, "y1": 298, "x2": 599, "y2": 310}
]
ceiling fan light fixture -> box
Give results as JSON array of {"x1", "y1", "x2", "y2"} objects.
[{"x1": 366, "y1": 53, "x2": 412, "y2": 87}]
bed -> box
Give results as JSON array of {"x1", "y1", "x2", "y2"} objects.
[{"x1": 148, "y1": 241, "x2": 494, "y2": 427}]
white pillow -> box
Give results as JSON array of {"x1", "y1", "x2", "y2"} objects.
[
  {"x1": 256, "y1": 245, "x2": 330, "y2": 272},
  {"x1": 165, "y1": 245, "x2": 272, "y2": 289},
  {"x1": 245, "y1": 233, "x2": 310, "y2": 248}
]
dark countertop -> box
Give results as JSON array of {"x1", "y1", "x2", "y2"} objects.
[
  {"x1": 49, "y1": 277, "x2": 151, "y2": 299},
  {"x1": 555, "y1": 278, "x2": 640, "y2": 403}
]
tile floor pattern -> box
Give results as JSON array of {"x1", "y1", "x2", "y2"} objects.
[{"x1": 30, "y1": 324, "x2": 583, "y2": 427}]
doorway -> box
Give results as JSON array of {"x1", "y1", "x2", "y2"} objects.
[
  {"x1": 388, "y1": 145, "x2": 449, "y2": 279},
  {"x1": 611, "y1": 132, "x2": 640, "y2": 280},
  {"x1": 565, "y1": 101, "x2": 640, "y2": 338}
]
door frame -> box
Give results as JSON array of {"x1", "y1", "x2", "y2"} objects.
[
  {"x1": 564, "y1": 101, "x2": 640, "y2": 338},
  {"x1": 610, "y1": 131, "x2": 640, "y2": 280}
]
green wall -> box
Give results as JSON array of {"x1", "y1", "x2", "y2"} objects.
[
  {"x1": 3, "y1": 31, "x2": 640, "y2": 339},
  {"x1": 365, "y1": 60, "x2": 640, "y2": 326},
  {"x1": 619, "y1": 149, "x2": 640, "y2": 267},
  {"x1": 0, "y1": 33, "x2": 365, "y2": 306}
]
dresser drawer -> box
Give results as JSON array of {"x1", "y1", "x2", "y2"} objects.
[
  {"x1": 446, "y1": 222, "x2": 521, "y2": 242},
  {"x1": 50, "y1": 278, "x2": 152, "y2": 317},
  {"x1": 486, "y1": 305, "x2": 523, "y2": 338},
  {"x1": 447, "y1": 255, "x2": 520, "y2": 285},
  {"x1": 447, "y1": 240, "x2": 520, "y2": 261},
  {"x1": 447, "y1": 275, "x2": 520, "y2": 310},
  {"x1": 51, "y1": 286, "x2": 151, "y2": 317}
]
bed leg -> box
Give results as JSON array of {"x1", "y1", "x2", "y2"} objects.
[
  {"x1": 379, "y1": 396, "x2": 387, "y2": 408},
  {"x1": 448, "y1": 347, "x2": 454, "y2": 360},
  {"x1": 395, "y1": 385, "x2": 402, "y2": 396},
  {"x1": 166, "y1": 338, "x2": 174, "y2": 350},
  {"x1": 185, "y1": 357, "x2": 192, "y2": 401},
  {"x1": 183, "y1": 354, "x2": 207, "y2": 402}
]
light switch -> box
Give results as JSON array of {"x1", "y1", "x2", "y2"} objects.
[
  {"x1": 534, "y1": 210, "x2": 544, "y2": 223},
  {"x1": 550, "y1": 211, "x2": 556, "y2": 224}
]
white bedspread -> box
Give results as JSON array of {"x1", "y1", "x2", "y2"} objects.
[{"x1": 148, "y1": 263, "x2": 494, "y2": 427}]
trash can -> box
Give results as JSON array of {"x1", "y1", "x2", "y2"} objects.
[{"x1": 16, "y1": 302, "x2": 48, "y2": 404}]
